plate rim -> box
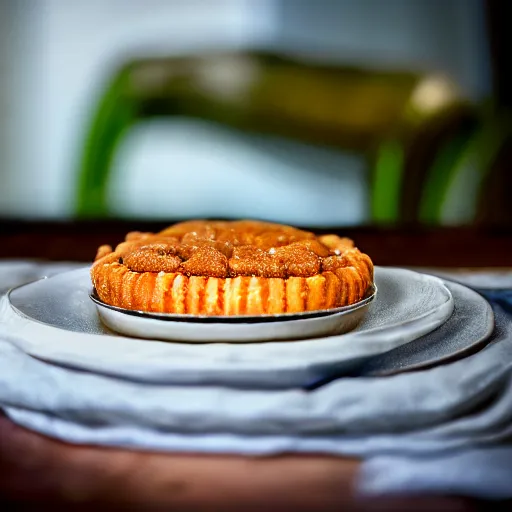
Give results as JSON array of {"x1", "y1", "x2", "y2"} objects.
[{"x1": 370, "y1": 280, "x2": 495, "y2": 376}]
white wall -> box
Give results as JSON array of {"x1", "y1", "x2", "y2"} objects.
[
  {"x1": 108, "y1": 119, "x2": 368, "y2": 226},
  {"x1": 275, "y1": 0, "x2": 490, "y2": 100},
  {"x1": 0, "y1": 0, "x2": 276, "y2": 218}
]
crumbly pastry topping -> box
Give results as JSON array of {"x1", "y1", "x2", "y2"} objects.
[
  {"x1": 91, "y1": 220, "x2": 374, "y2": 315},
  {"x1": 94, "y1": 220, "x2": 359, "y2": 279}
]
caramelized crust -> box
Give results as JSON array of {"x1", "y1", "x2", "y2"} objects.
[{"x1": 91, "y1": 220, "x2": 374, "y2": 315}]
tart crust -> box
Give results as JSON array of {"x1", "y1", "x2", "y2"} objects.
[{"x1": 91, "y1": 220, "x2": 374, "y2": 315}]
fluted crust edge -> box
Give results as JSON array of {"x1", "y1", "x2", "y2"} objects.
[{"x1": 91, "y1": 248, "x2": 374, "y2": 315}]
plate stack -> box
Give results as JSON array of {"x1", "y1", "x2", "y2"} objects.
[{"x1": 5, "y1": 267, "x2": 492, "y2": 385}]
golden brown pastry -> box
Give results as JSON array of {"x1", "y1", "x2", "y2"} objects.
[{"x1": 90, "y1": 220, "x2": 374, "y2": 315}]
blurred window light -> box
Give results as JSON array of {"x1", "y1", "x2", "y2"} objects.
[{"x1": 410, "y1": 75, "x2": 461, "y2": 117}]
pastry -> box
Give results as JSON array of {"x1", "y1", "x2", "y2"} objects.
[{"x1": 91, "y1": 220, "x2": 374, "y2": 315}]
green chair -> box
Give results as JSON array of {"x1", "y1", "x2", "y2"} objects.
[{"x1": 75, "y1": 51, "x2": 495, "y2": 226}]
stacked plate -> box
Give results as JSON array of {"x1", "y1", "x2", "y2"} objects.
[{"x1": 6, "y1": 267, "x2": 494, "y2": 388}]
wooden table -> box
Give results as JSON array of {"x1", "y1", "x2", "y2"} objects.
[
  {"x1": 2, "y1": 219, "x2": 512, "y2": 266},
  {"x1": 1, "y1": 220, "x2": 511, "y2": 510},
  {"x1": 0, "y1": 414, "x2": 482, "y2": 511}
]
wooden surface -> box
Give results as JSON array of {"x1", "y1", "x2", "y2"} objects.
[
  {"x1": 1, "y1": 220, "x2": 511, "y2": 509},
  {"x1": 0, "y1": 415, "x2": 481, "y2": 511},
  {"x1": 1, "y1": 219, "x2": 512, "y2": 266}
]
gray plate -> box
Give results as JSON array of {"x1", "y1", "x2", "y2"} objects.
[
  {"x1": 356, "y1": 280, "x2": 494, "y2": 377},
  {"x1": 3, "y1": 267, "x2": 457, "y2": 388}
]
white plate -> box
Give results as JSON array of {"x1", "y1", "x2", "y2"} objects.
[
  {"x1": 89, "y1": 286, "x2": 376, "y2": 342},
  {"x1": 5, "y1": 267, "x2": 453, "y2": 388}
]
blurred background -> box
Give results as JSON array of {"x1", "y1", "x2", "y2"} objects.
[{"x1": 0, "y1": 0, "x2": 510, "y2": 229}]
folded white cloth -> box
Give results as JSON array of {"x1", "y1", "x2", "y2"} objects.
[{"x1": 1, "y1": 261, "x2": 512, "y2": 499}]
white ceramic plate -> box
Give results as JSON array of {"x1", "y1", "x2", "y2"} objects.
[
  {"x1": 4, "y1": 267, "x2": 454, "y2": 388},
  {"x1": 89, "y1": 285, "x2": 377, "y2": 342}
]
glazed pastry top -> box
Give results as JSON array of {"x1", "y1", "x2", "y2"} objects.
[{"x1": 94, "y1": 220, "x2": 360, "y2": 279}]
